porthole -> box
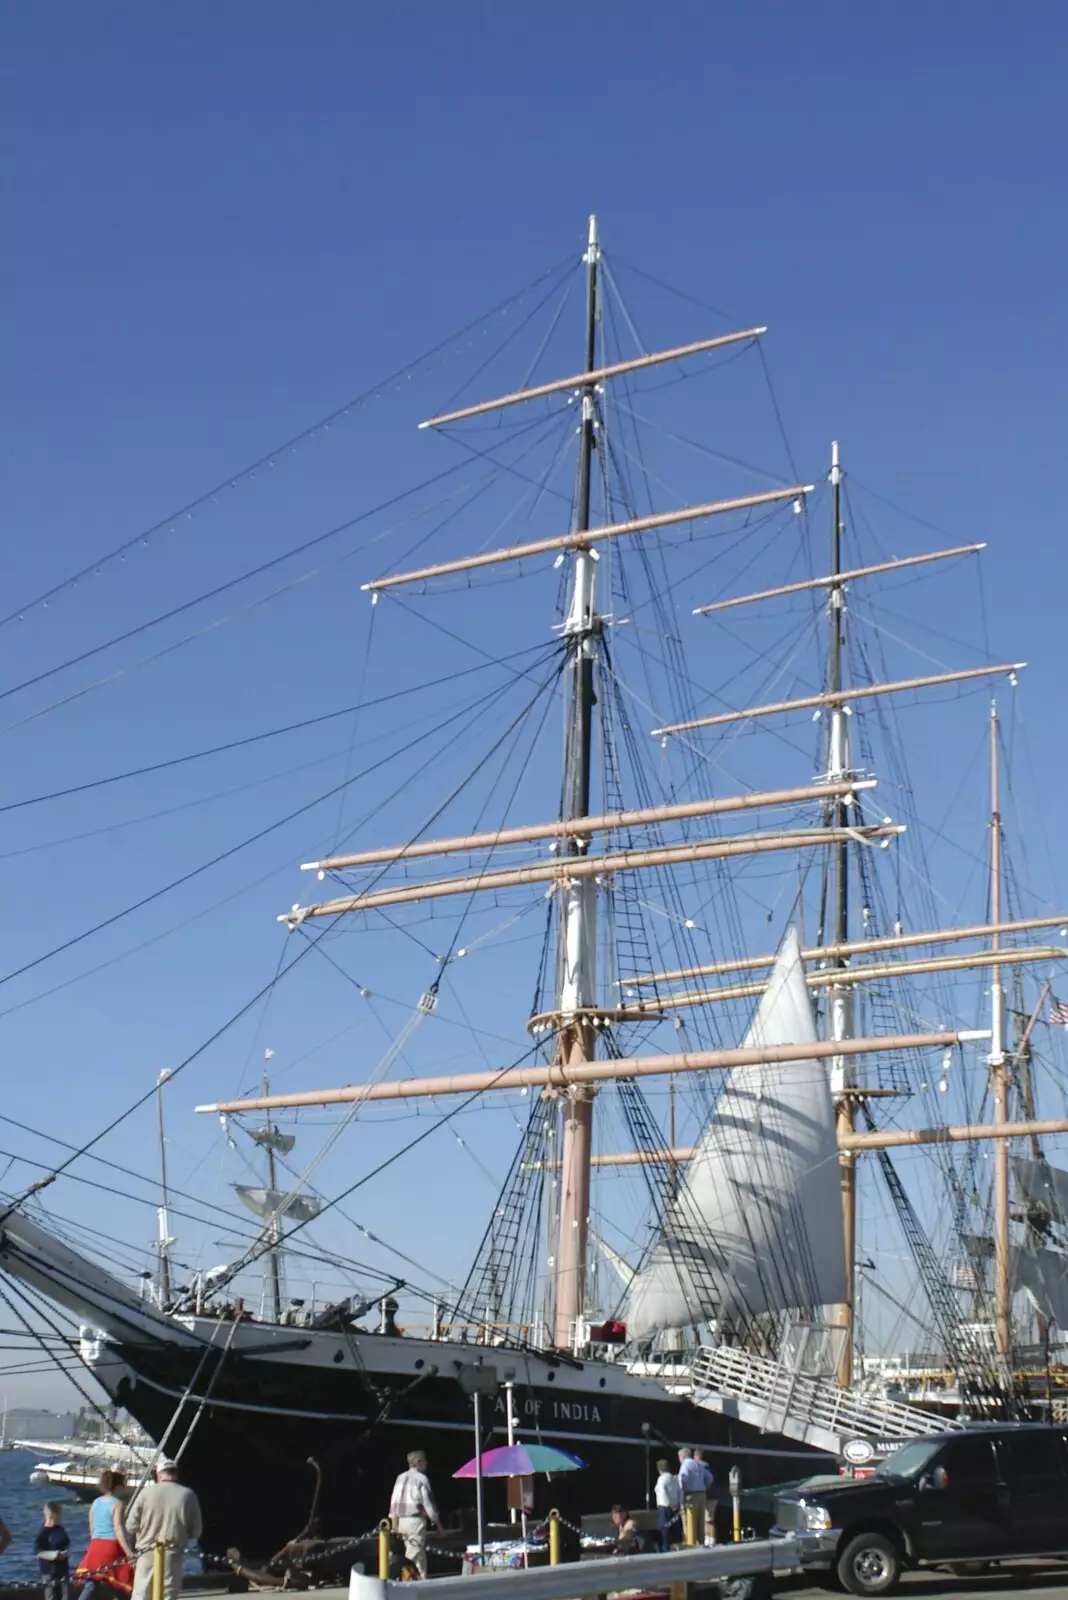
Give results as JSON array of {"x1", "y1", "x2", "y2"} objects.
[
  {"x1": 415, "y1": 1359, "x2": 425, "y2": 1370},
  {"x1": 333, "y1": 1350, "x2": 344, "y2": 1363},
  {"x1": 547, "y1": 1371, "x2": 555, "y2": 1382}
]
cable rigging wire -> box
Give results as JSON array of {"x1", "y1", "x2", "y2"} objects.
[{"x1": 1, "y1": 254, "x2": 576, "y2": 635}]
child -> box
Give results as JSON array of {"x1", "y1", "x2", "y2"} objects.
[{"x1": 35, "y1": 1502, "x2": 70, "y2": 1600}]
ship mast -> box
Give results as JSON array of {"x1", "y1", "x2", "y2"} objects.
[
  {"x1": 155, "y1": 1068, "x2": 173, "y2": 1308},
  {"x1": 989, "y1": 701, "x2": 1012, "y2": 1362},
  {"x1": 553, "y1": 213, "x2": 600, "y2": 1350},
  {"x1": 826, "y1": 441, "x2": 857, "y2": 1386},
  {"x1": 262, "y1": 1071, "x2": 284, "y2": 1325}
]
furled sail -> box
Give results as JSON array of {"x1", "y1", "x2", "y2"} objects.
[
  {"x1": 624, "y1": 926, "x2": 846, "y2": 1339},
  {"x1": 1013, "y1": 1246, "x2": 1068, "y2": 1326},
  {"x1": 1012, "y1": 1156, "x2": 1068, "y2": 1223},
  {"x1": 966, "y1": 1233, "x2": 1068, "y2": 1326},
  {"x1": 249, "y1": 1127, "x2": 296, "y2": 1156},
  {"x1": 234, "y1": 1186, "x2": 321, "y2": 1225}
]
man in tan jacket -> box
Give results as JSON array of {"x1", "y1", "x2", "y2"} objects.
[{"x1": 127, "y1": 1460, "x2": 202, "y2": 1600}]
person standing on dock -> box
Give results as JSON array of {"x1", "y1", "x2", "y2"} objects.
[
  {"x1": 389, "y1": 1449, "x2": 443, "y2": 1580},
  {"x1": 693, "y1": 1450, "x2": 716, "y2": 1543},
  {"x1": 126, "y1": 1460, "x2": 202, "y2": 1600},
  {"x1": 653, "y1": 1458, "x2": 680, "y2": 1550},
  {"x1": 677, "y1": 1448, "x2": 707, "y2": 1545},
  {"x1": 35, "y1": 1503, "x2": 71, "y2": 1600}
]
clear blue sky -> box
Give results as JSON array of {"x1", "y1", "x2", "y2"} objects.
[{"x1": 3, "y1": 3, "x2": 1067, "y2": 1402}]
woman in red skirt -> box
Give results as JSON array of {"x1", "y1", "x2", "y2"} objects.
[{"x1": 75, "y1": 1470, "x2": 134, "y2": 1600}]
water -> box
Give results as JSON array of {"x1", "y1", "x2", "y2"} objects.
[
  {"x1": 0, "y1": 1448, "x2": 82, "y2": 1585},
  {"x1": 0, "y1": 1454, "x2": 203, "y2": 1589}
]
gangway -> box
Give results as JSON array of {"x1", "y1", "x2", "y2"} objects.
[{"x1": 690, "y1": 1340, "x2": 964, "y2": 1456}]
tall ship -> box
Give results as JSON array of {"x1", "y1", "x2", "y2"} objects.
[{"x1": 3, "y1": 216, "x2": 1068, "y2": 1556}]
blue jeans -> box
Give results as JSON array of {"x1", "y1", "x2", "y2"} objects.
[{"x1": 657, "y1": 1507, "x2": 676, "y2": 1551}]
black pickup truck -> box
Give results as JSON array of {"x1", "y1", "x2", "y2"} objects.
[{"x1": 773, "y1": 1422, "x2": 1068, "y2": 1595}]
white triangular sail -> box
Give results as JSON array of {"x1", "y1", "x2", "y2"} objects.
[
  {"x1": 234, "y1": 1186, "x2": 321, "y2": 1225},
  {"x1": 624, "y1": 927, "x2": 846, "y2": 1339}
]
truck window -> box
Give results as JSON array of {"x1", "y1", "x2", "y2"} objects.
[
  {"x1": 939, "y1": 1436, "x2": 998, "y2": 1486},
  {"x1": 1002, "y1": 1432, "x2": 1064, "y2": 1480}
]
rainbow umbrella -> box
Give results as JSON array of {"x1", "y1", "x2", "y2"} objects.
[{"x1": 453, "y1": 1443, "x2": 587, "y2": 1478}]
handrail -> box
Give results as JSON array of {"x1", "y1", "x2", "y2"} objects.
[{"x1": 348, "y1": 1530, "x2": 837, "y2": 1600}]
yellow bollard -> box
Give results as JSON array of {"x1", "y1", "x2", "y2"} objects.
[
  {"x1": 682, "y1": 1502, "x2": 696, "y2": 1547},
  {"x1": 151, "y1": 1544, "x2": 165, "y2": 1600},
  {"x1": 378, "y1": 1520, "x2": 391, "y2": 1581},
  {"x1": 548, "y1": 1508, "x2": 561, "y2": 1566},
  {"x1": 729, "y1": 1465, "x2": 743, "y2": 1544}
]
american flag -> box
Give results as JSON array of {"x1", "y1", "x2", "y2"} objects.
[{"x1": 1050, "y1": 997, "x2": 1068, "y2": 1027}]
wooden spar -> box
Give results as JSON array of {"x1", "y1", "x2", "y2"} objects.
[
  {"x1": 620, "y1": 946, "x2": 1067, "y2": 1013},
  {"x1": 195, "y1": 1029, "x2": 990, "y2": 1115},
  {"x1": 693, "y1": 544, "x2": 986, "y2": 615},
  {"x1": 361, "y1": 485, "x2": 812, "y2": 593},
  {"x1": 281, "y1": 824, "x2": 904, "y2": 923},
  {"x1": 651, "y1": 662, "x2": 1027, "y2": 737},
  {"x1": 622, "y1": 914, "x2": 1068, "y2": 988},
  {"x1": 418, "y1": 329, "x2": 767, "y2": 429},
  {"x1": 541, "y1": 1109, "x2": 1068, "y2": 1167},
  {"x1": 300, "y1": 778, "x2": 875, "y2": 872},
  {"x1": 841, "y1": 1117, "x2": 1068, "y2": 1152}
]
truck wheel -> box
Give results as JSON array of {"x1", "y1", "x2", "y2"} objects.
[
  {"x1": 718, "y1": 1578, "x2": 771, "y2": 1600},
  {"x1": 837, "y1": 1533, "x2": 901, "y2": 1596}
]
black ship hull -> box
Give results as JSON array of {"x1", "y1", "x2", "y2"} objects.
[{"x1": 94, "y1": 1337, "x2": 830, "y2": 1558}]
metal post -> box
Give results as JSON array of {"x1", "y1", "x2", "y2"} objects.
[
  {"x1": 474, "y1": 1388, "x2": 485, "y2": 1561},
  {"x1": 151, "y1": 1544, "x2": 165, "y2": 1600},
  {"x1": 548, "y1": 1509, "x2": 561, "y2": 1566},
  {"x1": 378, "y1": 1520, "x2": 391, "y2": 1581},
  {"x1": 683, "y1": 1502, "x2": 696, "y2": 1547},
  {"x1": 505, "y1": 1379, "x2": 517, "y2": 1526},
  {"x1": 729, "y1": 1467, "x2": 742, "y2": 1543}
]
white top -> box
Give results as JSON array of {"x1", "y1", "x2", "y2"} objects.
[
  {"x1": 654, "y1": 1471, "x2": 680, "y2": 1509},
  {"x1": 390, "y1": 1468, "x2": 438, "y2": 1523}
]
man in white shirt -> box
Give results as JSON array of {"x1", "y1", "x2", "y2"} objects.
[
  {"x1": 389, "y1": 1450, "x2": 443, "y2": 1579},
  {"x1": 653, "y1": 1458, "x2": 680, "y2": 1550},
  {"x1": 677, "y1": 1447, "x2": 708, "y2": 1545}
]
